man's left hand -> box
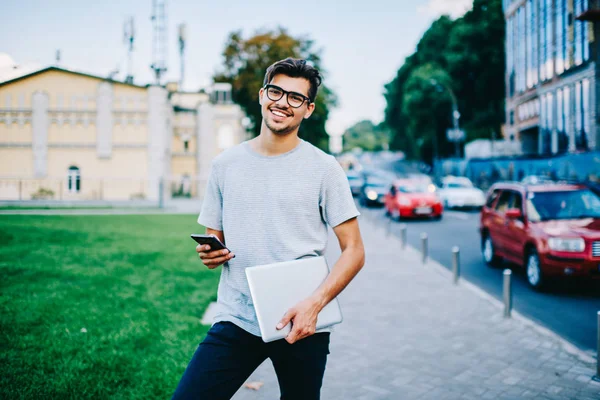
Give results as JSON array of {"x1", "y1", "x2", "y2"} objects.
[{"x1": 276, "y1": 296, "x2": 323, "y2": 344}]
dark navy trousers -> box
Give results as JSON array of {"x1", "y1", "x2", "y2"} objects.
[{"x1": 172, "y1": 321, "x2": 330, "y2": 400}]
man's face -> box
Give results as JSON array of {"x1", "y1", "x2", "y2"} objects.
[{"x1": 259, "y1": 74, "x2": 315, "y2": 135}]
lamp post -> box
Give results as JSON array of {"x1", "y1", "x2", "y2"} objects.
[{"x1": 430, "y1": 79, "x2": 461, "y2": 158}]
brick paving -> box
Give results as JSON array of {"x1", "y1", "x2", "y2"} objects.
[{"x1": 232, "y1": 213, "x2": 600, "y2": 399}]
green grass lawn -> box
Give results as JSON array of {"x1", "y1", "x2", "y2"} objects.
[
  {"x1": 0, "y1": 215, "x2": 219, "y2": 399},
  {"x1": 0, "y1": 206, "x2": 116, "y2": 210}
]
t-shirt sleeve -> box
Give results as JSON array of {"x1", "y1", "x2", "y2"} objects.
[
  {"x1": 197, "y1": 161, "x2": 223, "y2": 230},
  {"x1": 320, "y1": 160, "x2": 360, "y2": 228}
]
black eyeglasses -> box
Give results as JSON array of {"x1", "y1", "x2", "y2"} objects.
[{"x1": 264, "y1": 84, "x2": 311, "y2": 108}]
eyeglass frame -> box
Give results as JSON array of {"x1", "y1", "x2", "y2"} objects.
[{"x1": 263, "y1": 84, "x2": 312, "y2": 108}]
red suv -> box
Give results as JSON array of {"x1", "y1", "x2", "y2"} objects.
[{"x1": 480, "y1": 181, "x2": 600, "y2": 289}]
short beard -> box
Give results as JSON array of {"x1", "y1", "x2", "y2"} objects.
[{"x1": 264, "y1": 118, "x2": 302, "y2": 136}]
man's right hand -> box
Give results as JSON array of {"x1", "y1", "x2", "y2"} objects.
[{"x1": 197, "y1": 245, "x2": 235, "y2": 269}]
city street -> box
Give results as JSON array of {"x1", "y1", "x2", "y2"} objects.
[{"x1": 359, "y1": 204, "x2": 600, "y2": 353}]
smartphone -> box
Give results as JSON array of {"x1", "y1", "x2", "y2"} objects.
[{"x1": 190, "y1": 234, "x2": 231, "y2": 253}]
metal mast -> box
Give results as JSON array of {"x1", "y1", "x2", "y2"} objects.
[
  {"x1": 178, "y1": 23, "x2": 187, "y2": 89},
  {"x1": 150, "y1": 0, "x2": 168, "y2": 85},
  {"x1": 123, "y1": 17, "x2": 135, "y2": 84}
]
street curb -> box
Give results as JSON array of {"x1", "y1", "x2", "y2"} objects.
[{"x1": 364, "y1": 213, "x2": 597, "y2": 366}]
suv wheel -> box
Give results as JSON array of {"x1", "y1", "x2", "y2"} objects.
[
  {"x1": 482, "y1": 234, "x2": 501, "y2": 267},
  {"x1": 526, "y1": 249, "x2": 544, "y2": 290}
]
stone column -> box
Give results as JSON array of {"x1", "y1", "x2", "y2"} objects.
[
  {"x1": 96, "y1": 82, "x2": 113, "y2": 158},
  {"x1": 196, "y1": 102, "x2": 215, "y2": 199},
  {"x1": 32, "y1": 91, "x2": 49, "y2": 178},
  {"x1": 147, "y1": 86, "x2": 169, "y2": 201}
]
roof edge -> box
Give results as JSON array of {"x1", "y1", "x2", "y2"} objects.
[{"x1": 0, "y1": 66, "x2": 151, "y2": 89}]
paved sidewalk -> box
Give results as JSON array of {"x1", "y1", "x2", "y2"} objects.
[{"x1": 232, "y1": 214, "x2": 600, "y2": 399}]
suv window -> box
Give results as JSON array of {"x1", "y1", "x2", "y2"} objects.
[
  {"x1": 485, "y1": 189, "x2": 501, "y2": 208},
  {"x1": 510, "y1": 191, "x2": 523, "y2": 211},
  {"x1": 495, "y1": 191, "x2": 512, "y2": 212},
  {"x1": 494, "y1": 190, "x2": 524, "y2": 214}
]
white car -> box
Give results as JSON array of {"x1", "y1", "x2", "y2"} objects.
[{"x1": 438, "y1": 176, "x2": 486, "y2": 209}]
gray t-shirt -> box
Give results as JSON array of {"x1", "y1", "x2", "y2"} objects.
[{"x1": 197, "y1": 139, "x2": 359, "y2": 336}]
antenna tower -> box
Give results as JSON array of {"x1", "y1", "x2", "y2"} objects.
[
  {"x1": 123, "y1": 17, "x2": 135, "y2": 84},
  {"x1": 150, "y1": 0, "x2": 168, "y2": 85},
  {"x1": 178, "y1": 23, "x2": 187, "y2": 89}
]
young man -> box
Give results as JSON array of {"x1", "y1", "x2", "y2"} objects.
[{"x1": 172, "y1": 58, "x2": 365, "y2": 400}]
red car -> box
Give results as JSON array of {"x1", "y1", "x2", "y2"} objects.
[
  {"x1": 384, "y1": 179, "x2": 443, "y2": 220},
  {"x1": 480, "y1": 182, "x2": 600, "y2": 289}
]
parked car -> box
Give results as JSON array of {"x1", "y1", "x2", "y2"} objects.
[
  {"x1": 438, "y1": 176, "x2": 486, "y2": 209},
  {"x1": 346, "y1": 172, "x2": 364, "y2": 197},
  {"x1": 585, "y1": 180, "x2": 600, "y2": 197},
  {"x1": 480, "y1": 181, "x2": 600, "y2": 290},
  {"x1": 360, "y1": 167, "x2": 396, "y2": 185},
  {"x1": 383, "y1": 179, "x2": 443, "y2": 220},
  {"x1": 358, "y1": 180, "x2": 388, "y2": 207}
]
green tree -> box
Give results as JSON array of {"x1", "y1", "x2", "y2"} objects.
[
  {"x1": 213, "y1": 27, "x2": 337, "y2": 151},
  {"x1": 383, "y1": 0, "x2": 505, "y2": 163},
  {"x1": 342, "y1": 120, "x2": 391, "y2": 152}
]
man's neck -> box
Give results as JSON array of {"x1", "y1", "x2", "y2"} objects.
[{"x1": 250, "y1": 126, "x2": 301, "y2": 156}]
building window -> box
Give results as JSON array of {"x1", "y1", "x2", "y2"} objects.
[
  {"x1": 211, "y1": 90, "x2": 232, "y2": 104},
  {"x1": 572, "y1": 80, "x2": 591, "y2": 150},
  {"x1": 581, "y1": 78, "x2": 590, "y2": 149},
  {"x1": 539, "y1": 0, "x2": 547, "y2": 81},
  {"x1": 540, "y1": 94, "x2": 547, "y2": 153},
  {"x1": 183, "y1": 139, "x2": 189, "y2": 152},
  {"x1": 545, "y1": 0, "x2": 553, "y2": 79},
  {"x1": 67, "y1": 166, "x2": 81, "y2": 193},
  {"x1": 556, "y1": 0, "x2": 565, "y2": 74},
  {"x1": 562, "y1": 0, "x2": 568, "y2": 69},
  {"x1": 507, "y1": 15, "x2": 515, "y2": 97},
  {"x1": 520, "y1": 6, "x2": 527, "y2": 92},
  {"x1": 564, "y1": 86, "x2": 571, "y2": 150},
  {"x1": 574, "y1": 0, "x2": 590, "y2": 66},
  {"x1": 557, "y1": 89, "x2": 564, "y2": 133},
  {"x1": 531, "y1": 0, "x2": 538, "y2": 85},
  {"x1": 545, "y1": 93, "x2": 554, "y2": 154},
  {"x1": 526, "y1": 0, "x2": 532, "y2": 88},
  {"x1": 557, "y1": 88, "x2": 568, "y2": 152},
  {"x1": 524, "y1": 0, "x2": 539, "y2": 87}
]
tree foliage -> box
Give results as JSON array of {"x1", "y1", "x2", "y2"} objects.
[
  {"x1": 383, "y1": 0, "x2": 505, "y2": 163},
  {"x1": 343, "y1": 120, "x2": 391, "y2": 152},
  {"x1": 213, "y1": 27, "x2": 337, "y2": 151}
]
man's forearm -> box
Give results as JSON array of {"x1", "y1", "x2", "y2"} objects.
[{"x1": 311, "y1": 243, "x2": 365, "y2": 310}]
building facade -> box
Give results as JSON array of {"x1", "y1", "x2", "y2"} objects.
[
  {"x1": 504, "y1": 0, "x2": 600, "y2": 155},
  {"x1": 0, "y1": 67, "x2": 246, "y2": 201}
]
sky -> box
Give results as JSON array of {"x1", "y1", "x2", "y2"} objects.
[{"x1": 0, "y1": 0, "x2": 471, "y2": 136}]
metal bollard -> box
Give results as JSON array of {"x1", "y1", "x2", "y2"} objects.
[
  {"x1": 452, "y1": 246, "x2": 460, "y2": 284},
  {"x1": 594, "y1": 311, "x2": 600, "y2": 382},
  {"x1": 400, "y1": 224, "x2": 407, "y2": 250},
  {"x1": 503, "y1": 269, "x2": 512, "y2": 318},
  {"x1": 421, "y1": 233, "x2": 428, "y2": 265}
]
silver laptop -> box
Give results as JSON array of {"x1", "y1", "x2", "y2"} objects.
[{"x1": 245, "y1": 256, "x2": 343, "y2": 343}]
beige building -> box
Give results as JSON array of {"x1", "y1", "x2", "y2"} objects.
[{"x1": 0, "y1": 67, "x2": 246, "y2": 202}]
